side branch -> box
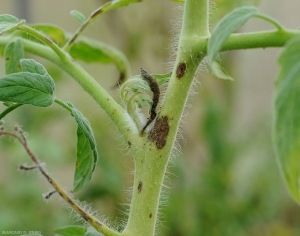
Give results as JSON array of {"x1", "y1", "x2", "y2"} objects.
[
  {"x1": 195, "y1": 30, "x2": 300, "y2": 54},
  {"x1": 0, "y1": 127, "x2": 120, "y2": 236},
  {"x1": 0, "y1": 36, "x2": 136, "y2": 140}
]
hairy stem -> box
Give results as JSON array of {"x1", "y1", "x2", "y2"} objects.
[{"x1": 122, "y1": 0, "x2": 209, "y2": 235}]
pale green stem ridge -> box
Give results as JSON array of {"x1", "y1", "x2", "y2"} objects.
[
  {"x1": 16, "y1": 25, "x2": 68, "y2": 60},
  {"x1": 194, "y1": 30, "x2": 300, "y2": 54}
]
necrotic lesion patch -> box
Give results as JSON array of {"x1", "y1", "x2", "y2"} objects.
[
  {"x1": 176, "y1": 62, "x2": 187, "y2": 79},
  {"x1": 149, "y1": 116, "x2": 169, "y2": 149}
]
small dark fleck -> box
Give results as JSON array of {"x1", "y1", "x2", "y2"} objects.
[
  {"x1": 176, "y1": 62, "x2": 187, "y2": 79},
  {"x1": 128, "y1": 141, "x2": 132, "y2": 147},
  {"x1": 138, "y1": 181, "x2": 143, "y2": 193},
  {"x1": 112, "y1": 72, "x2": 125, "y2": 88},
  {"x1": 5, "y1": 57, "x2": 9, "y2": 61},
  {"x1": 44, "y1": 190, "x2": 57, "y2": 199},
  {"x1": 91, "y1": 8, "x2": 104, "y2": 18},
  {"x1": 149, "y1": 213, "x2": 152, "y2": 218},
  {"x1": 95, "y1": 221, "x2": 102, "y2": 227},
  {"x1": 67, "y1": 198, "x2": 74, "y2": 206},
  {"x1": 81, "y1": 211, "x2": 90, "y2": 221}
]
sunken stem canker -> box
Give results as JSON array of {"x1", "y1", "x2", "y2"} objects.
[{"x1": 176, "y1": 62, "x2": 187, "y2": 79}]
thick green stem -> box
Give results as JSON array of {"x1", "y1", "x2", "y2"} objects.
[{"x1": 122, "y1": 0, "x2": 209, "y2": 235}]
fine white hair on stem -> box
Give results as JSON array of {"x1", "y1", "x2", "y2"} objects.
[{"x1": 164, "y1": 5, "x2": 184, "y2": 73}]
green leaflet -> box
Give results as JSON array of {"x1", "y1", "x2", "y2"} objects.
[
  {"x1": 101, "y1": 0, "x2": 144, "y2": 12},
  {"x1": 0, "y1": 14, "x2": 26, "y2": 35},
  {"x1": 0, "y1": 59, "x2": 55, "y2": 107},
  {"x1": 54, "y1": 225, "x2": 87, "y2": 236},
  {"x1": 208, "y1": 7, "x2": 258, "y2": 64},
  {"x1": 274, "y1": 37, "x2": 300, "y2": 204},
  {"x1": 4, "y1": 38, "x2": 24, "y2": 74},
  {"x1": 211, "y1": 61, "x2": 234, "y2": 81},
  {"x1": 208, "y1": 7, "x2": 258, "y2": 80},
  {"x1": 65, "y1": 102, "x2": 98, "y2": 192},
  {"x1": 69, "y1": 36, "x2": 130, "y2": 85},
  {"x1": 69, "y1": 37, "x2": 113, "y2": 63},
  {"x1": 84, "y1": 228, "x2": 104, "y2": 236},
  {"x1": 70, "y1": 10, "x2": 86, "y2": 23}
]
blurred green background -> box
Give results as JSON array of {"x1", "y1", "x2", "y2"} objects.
[{"x1": 1, "y1": 0, "x2": 300, "y2": 235}]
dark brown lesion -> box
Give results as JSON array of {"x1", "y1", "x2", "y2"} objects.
[
  {"x1": 149, "y1": 116, "x2": 169, "y2": 149},
  {"x1": 140, "y1": 68, "x2": 160, "y2": 134},
  {"x1": 176, "y1": 62, "x2": 187, "y2": 79},
  {"x1": 138, "y1": 181, "x2": 143, "y2": 193},
  {"x1": 44, "y1": 190, "x2": 57, "y2": 199},
  {"x1": 112, "y1": 72, "x2": 125, "y2": 88}
]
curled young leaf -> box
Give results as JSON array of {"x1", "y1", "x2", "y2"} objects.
[
  {"x1": 0, "y1": 59, "x2": 55, "y2": 107},
  {"x1": 274, "y1": 37, "x2": 300, "y2": 204}
]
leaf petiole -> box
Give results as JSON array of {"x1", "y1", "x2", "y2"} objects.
[
  {"x1": 255, "y1": 12, "x2": 287, "y2": 32},
  {"x1": 0, "y1": 103, "x2": 23, "y2": 120}
]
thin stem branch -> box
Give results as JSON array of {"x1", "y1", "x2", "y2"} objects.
[
  {"x1": 0, "y1": 104, "x2": 23, "y2": 120},
  {"x1": 54, "y1": 98, "x2": 72, "y2": 112},
  {"x1": 16, "y1": 25, "x2": 68, "y2": 60},
  {"x1": 63, "y1": 0, "x2": 144, "y2": 52},
  {"x1": 63, "y1": 7, "x2": 104, "y2": 52},
  {"x1": 0, "y1": 128, "x2": 121, "y2": 236},
  {"x1": 255, "y1": 13, "x2": 286, "y2": 32}
]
